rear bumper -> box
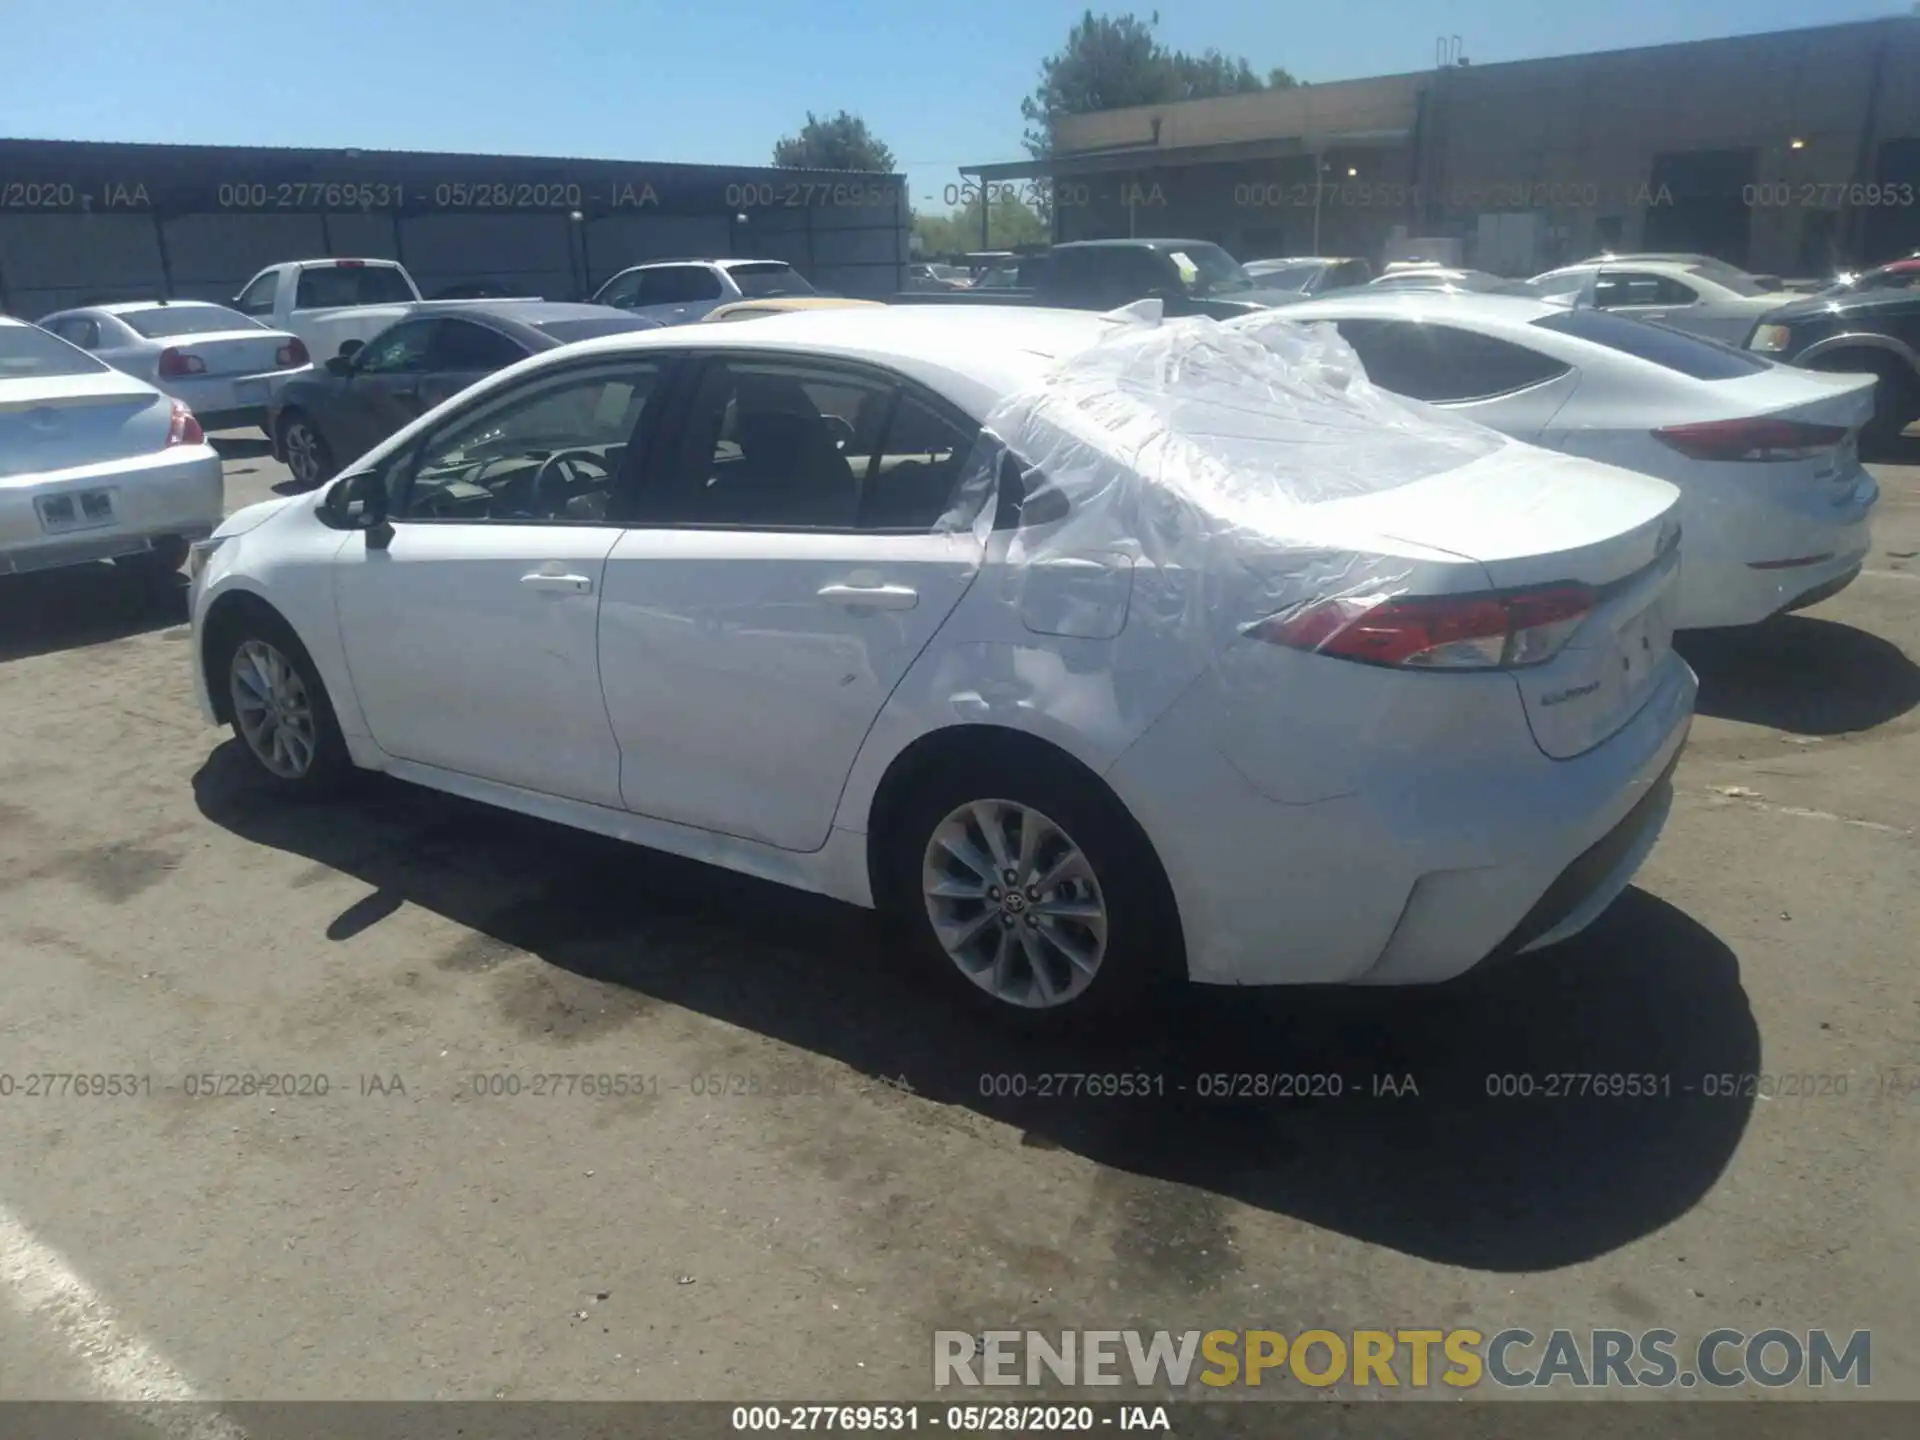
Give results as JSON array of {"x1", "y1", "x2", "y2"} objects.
[
  {"x1": 0, "y1": 447, "x2": 223, "y2": 577},
  {"x1": 1674, "y1": 470, "x2": 1876, "y2": 628}
]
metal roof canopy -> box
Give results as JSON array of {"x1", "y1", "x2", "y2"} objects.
[{"x1": 962, "y1": 130, "x2": 1413, "y2": 182}]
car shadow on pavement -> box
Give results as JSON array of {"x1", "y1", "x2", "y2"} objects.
[
  {"x1": 209, "y1": 433, "x2": 274, "y2": 460},
  {"x1": 194, "y1": 746, "x2": 1758, "y2": 1274},
  {"x1": 0, "y1": 566, "x2": 187, "y2": 663},
  {"x1": 1677, "y1": 615, "x2": 1920, "y2": 734}
]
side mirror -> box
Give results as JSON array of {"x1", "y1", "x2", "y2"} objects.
[
  {"x1": 324, "y1": 472, "x2": 394, "y2": 548},
  {"x1": 324, "y1": 355, "x2": 354, "y2": 378},
  {"x1": 338, "y1": 338, "x2": 364, "y2": 358}
]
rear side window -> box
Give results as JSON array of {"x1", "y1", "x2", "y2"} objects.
[
  {"x1": 1531, "y1": 310, "x2": 1773, "y2": 379},
  {"x1": 0, "y1": 323, "x2": 108, "y2": 377},
  {"x1": 122, "y1": 305, "x2": 264, "y2": 339},
  {"x1": 1333, "y1": 319, "x2": 1572, "y2": 403},
  {"x1": 295, "y1": 265, "x2": 415, "y2": 308},
  {"x1": 728, "y1": 263, "x2": 814, "y2": 299},
  {"x1": 864, "y1": 392, "x2": 979, "y2": 530}
]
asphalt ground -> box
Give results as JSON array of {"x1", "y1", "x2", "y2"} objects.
[{"x1": 0, "y1": 431, "x2": 1915, "y2": 1416}]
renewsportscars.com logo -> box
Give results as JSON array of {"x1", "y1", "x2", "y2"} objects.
[{"x1": 933, "y1": 1328, "x2": 1871, "y2": 1391}]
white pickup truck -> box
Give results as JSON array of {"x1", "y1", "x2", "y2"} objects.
[{"x1": 230, "y1": 259, "x2": 540, "y2": 366}]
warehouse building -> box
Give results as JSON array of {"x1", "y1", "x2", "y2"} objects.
[
  {"x1": 962, "y1": 14, "x2": 1920, "y2": 277},
  {"x1": 0, "y1": 140, "x2": 909, "y2": 317}
]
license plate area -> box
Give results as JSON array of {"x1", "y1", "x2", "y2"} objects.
[
  {"x1": 1613, "y1": 587, "x2": 1673, "y2": 693},
  {"x1": 36, "y1": 489, "x2": 117, "y2": 533}
]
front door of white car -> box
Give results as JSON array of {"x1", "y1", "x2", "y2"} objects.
[
  {"x1": 330, "y1": 360, "x2": 668, "y2": 807},
  {"x1": 597, "y1": 357, "x2": 985, "y2": 851}
]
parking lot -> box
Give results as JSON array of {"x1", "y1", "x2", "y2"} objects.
[{"x1": 1, "y1": 432, "x2": 1917, "y2": 1404}]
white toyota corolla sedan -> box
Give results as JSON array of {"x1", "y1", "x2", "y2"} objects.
[
  {"x1": 188, "y1": 305, "x2": 1696, "y2": 1023},
  {"x1": 2, "y1": 316, "x2": 223, "y2": 580},
  {"x1": 1253, "y1": 293, "x2": 1879, "y2": 629}
]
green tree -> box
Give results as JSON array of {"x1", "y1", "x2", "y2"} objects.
[
  {"x1": 771, "y1": 111, "x2": 896, "y2": 172},
  {"x1": 1020, "y1": 10, "x2": 1294, "y2": 158},
  {"x1": 913, "y1": 193, "x2": 1049, "y2": 257}
]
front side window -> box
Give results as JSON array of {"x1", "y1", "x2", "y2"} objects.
[
  {"x1": 430, "y1": 320, "x2": 528, "y2": 371},
  {"x1": 639, "y1": 358, "x2": 894, "y2": 529},
  {"x1": 1335, "y1": 319, "x2": 1572, "y2": 403},
  {"x1": 635, "y1": 268, "x2": 688, "y2": 306},
  {"x1": 393, "y1": 364, "x2": 663, "y2": 523},
  {"x1": 236, "y1": 273, "x2": 279, "y2": 316},
  {"x1": 595, "y1": 269, "x2": 645, "y2": 308},
  {"x1": 355, "y1": 320, "x2": 440, "y2": 375}
]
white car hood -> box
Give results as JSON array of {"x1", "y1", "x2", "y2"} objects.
[{"x1": 212, "y1": 492, "x2": 303, "y2": 539}]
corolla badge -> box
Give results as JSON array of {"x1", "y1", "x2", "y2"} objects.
[{"x1": 1539, "y1": 680, "x2": 1602, "y2": 708}]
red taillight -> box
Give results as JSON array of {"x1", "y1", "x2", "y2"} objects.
[
  {"x1": 276, "y1": 338, "x2": 310, "y2": 368},
  {"x1": 158, "y1": 347, "x2": 207, "y2": 378},
  {"x1": 1652, "y1": 417, "x2": 1848, "y2": 462},
  {"x1": 1248, "y1": 584, "x2": 1596, "y2": 670},
  {"x1": 166, "y1": 399, "x2": 204, "y2": 447}
]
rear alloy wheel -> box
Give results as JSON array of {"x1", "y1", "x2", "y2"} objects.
[
  {"x1": 922, "y1": 799, "x2": 1110, "y2": 1010},
  {"x1": 883, "y1": 753, "x2": 1177, "y2": 1027},
  {"x1": 221, "y1": 617, "x2": 351, "y2": 796},
  {"x1": 279, "y1": 414, "x2": 334, "y2": 488}
]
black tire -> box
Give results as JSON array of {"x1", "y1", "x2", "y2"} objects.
[
  {"x1": 277, "y1": 410, "x2": 335, "y2": 489},
  {"x1": 1812, "y1": 352, "x2": 1920, "y2": 443},
  {"x1": 876, "y1": 748, "x2": 1181, "y2": 1030},
  {"x1": 115, "y1": 535, "x2": 189, "y2": 583},
  {"x1": 213, "y1": 608, "x2": 354, "y2": 798}
]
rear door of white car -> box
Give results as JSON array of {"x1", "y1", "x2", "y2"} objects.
[
  {"x1": 597, "y1": 353, "x2": 984, "y2": 851},
  {"x1": 329, "y1": 358, "x2": 672, "y2": 807},
  {"x1": 1329, "y1": 318, "x2": 1583, "y2": 436}
]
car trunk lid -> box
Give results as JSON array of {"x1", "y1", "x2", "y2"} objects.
[
  {"x1": 0, "y1": 372, "x2": 171, "y2": 477},
  {"x1": 1317, "y1": 444, "x2": 1684, "y2": 758},
  {"x1": 160, "y1": 330, "x2": 301, "y2": 377}
]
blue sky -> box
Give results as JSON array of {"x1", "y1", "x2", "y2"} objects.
[{"x1": 0, "y1": 0, "x2": 1889, "y2": 209}]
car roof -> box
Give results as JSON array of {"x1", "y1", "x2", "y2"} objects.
[
  {"x1": 1270, "y1": 291, "x2": 1562, "y2": 325},
  {"x1": 91, "y1": 299, "x2": 236, "y2": 316},
  {"x1": 620, "y1": 257, "x2": 792, "y2": 271},
  {"x1": 557, "y1": 304, "x2": 1124, "y2": 415},
  {"x1": 1053, "y1": 238, "x2": 1213, "y2": 251},
  {"x1": 440, "y1": 301, "x2": 639, "y2": 325}
]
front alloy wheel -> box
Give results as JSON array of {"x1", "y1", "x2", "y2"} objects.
[
  {"x1": 282, "y1": 418, "x2": 330, "y2": 487},
  {"x1": 230, "y1": 637, "x2": 318, "y2": 780},
  {"x1": 921, "y1": 799, "x2": 1109, "y2": 1009}
]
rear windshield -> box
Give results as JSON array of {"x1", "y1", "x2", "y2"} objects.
[
  {"x1": 1532, "y1": 309, "x2": 1772, "y2": 378},
  {"x1": 123, "y1": 305, "x2": 265, "y2": 338},
  {"x1": 535, "y1": 316, "x2": 662, "y2": 344},
  {"x1": 294, "y1": 265, "x2": 417, "y2": 309},
  {"x1": 1689, "y1": 264, "x2": 1766, "y2": 297},
  {"x1": 728, "y1": 263, "x2": 815, "y2": 299},
  {"x1": 0, "y1": 323, "x2": 108, "y2": 378}
]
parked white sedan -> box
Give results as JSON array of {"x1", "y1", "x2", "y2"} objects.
[
  {"x1": 1524, "y1": 258, "x2": 1781, "y2": 343},
  {"x1": 188, "y1": 306, "x2": 1694, "y2": 1022},
  {"x1": 37, "y1": 300, "x2": 313, "y2": 435},
  {"x1": 1259, "y1": 292, "x2": 1878, "y2": 628},
  {"x1": 1, "y1": 317, "x2": 223, "y2": 579}
]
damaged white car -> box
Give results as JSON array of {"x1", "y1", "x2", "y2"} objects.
[{"x1": 187, "y1": 303, "x2": 1696, "y2": 1022}]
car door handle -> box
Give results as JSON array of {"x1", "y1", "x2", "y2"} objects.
[
  {"x1": 520, "y1": 572, "x2": 594, "y2": 593},
  {"x1": 817, "y1": 582, "x2": 919, "y2": 610}
]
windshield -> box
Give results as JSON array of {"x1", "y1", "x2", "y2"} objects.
[
  {"x1": 1532, "y1": 309, "x2": 1772, "y2": 379},
  {"x1": 1169, "y1": 243, "x2": 1253, "y2": 295},
  {"x1": 0, "y1": 322, "x2": 109, "y2": 378},
  {"x1": 728, "y1": 263, "x2": 814, "y2": 299},
  {"x1": 1250, "y1": 265, "x2": 1322, "y2": 292},
  {"x1": 122, "y1": 305, "x2": 265, "y2": 338},
  {"x1": 1689, "y1": 264, "x2": 1766, "y2": 297}
]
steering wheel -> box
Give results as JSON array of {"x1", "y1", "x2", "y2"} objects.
[
  {"x1": 822, "y1": 415, "x2": 857, "y2": 449},
  {"x1": 531, "y1": 448, "x2": 614, "y2": 516}
]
